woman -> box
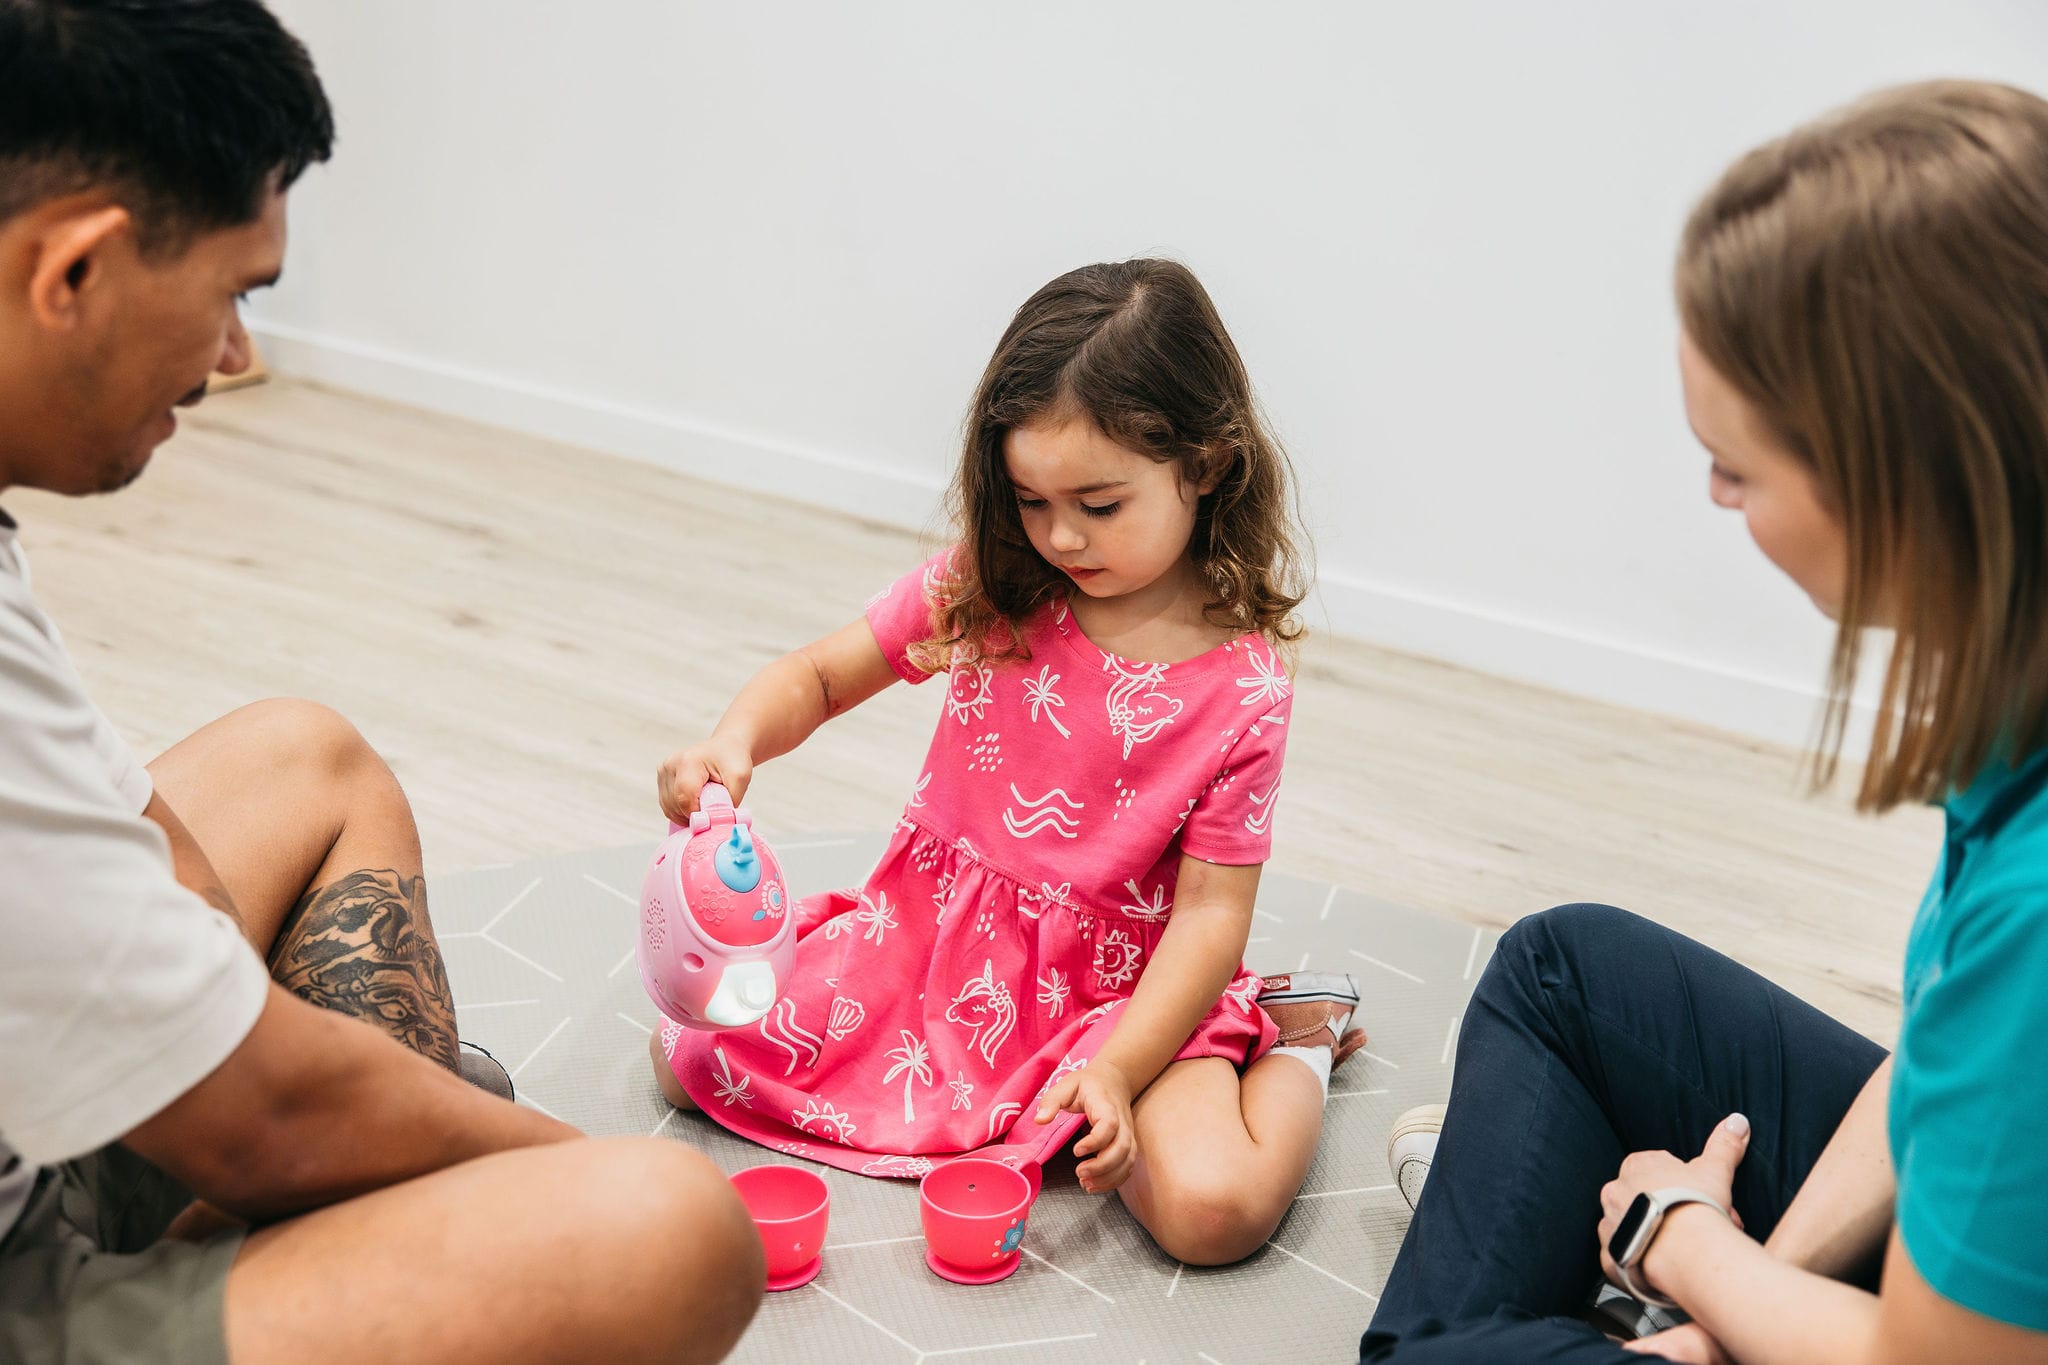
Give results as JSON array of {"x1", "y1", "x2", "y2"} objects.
[{"x1": 1362, "y1": 80, "x2": 2048, "y2": 1364}]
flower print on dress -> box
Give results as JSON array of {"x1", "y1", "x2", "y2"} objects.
[
  {"x1": 659, "y1": 1016, "x2": 684, "y2": 1062},
  {"x1": 1235, "y1": 643, "x2": 1292, "y2": 708},
  {"x1": 1119, "y1": 878, "x2": 1171, "y2": 923},
  {"x1": 1036, "y1": 967, "x2": 1071, "y2": 1020},
  {"x1": 881, "y1": 1030, "x2": 934, "y2": 1124},
  {"x1": 1103, "y1": 655, "x2": 1183, "y2": 759},
  {"x1": 792, "y1": 1098, "x2": 857, "y2": 1143},
  {"x1": 945, "y1": 959, "x2": 1018, "y2": 1069},
  {"x1": 710, "y1": 1045, "x2": 756, "y2": 1108},
  {"x1": 1092, "y1": 926, "x2": 1144, "y2": 990},
  {"x1": 1021, "y1": 665, "x2": 1072, "y2": 739},
  {"x1": 856, "y1": 889, "x2": 899, "y2": 946},
  {"x1": 945, "y1": 662, "x2": 995, "y2": 725},
  {"x1": 1002, "y1": 782, "x2": 1084, "y2": 840}
]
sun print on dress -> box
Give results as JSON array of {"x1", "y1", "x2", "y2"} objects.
[
  {"x1": 1092, "y1": 926, "x2": 1144, "y2": 990},
  {"x1": 945, "y1": 662, "x2": 995, "y2": 724}
]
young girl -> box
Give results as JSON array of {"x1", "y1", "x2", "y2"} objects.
[{"x1": 650, "y1": 259, "x2": 1364, "y2": 1265}]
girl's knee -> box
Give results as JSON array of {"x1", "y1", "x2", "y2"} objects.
[
  {"x1": 648, "y1": 1030, "x2": 695, "y2": 1110},
  {"x1": 1139, "y1": 1171, "x2": 1283, "y2": 1266}
]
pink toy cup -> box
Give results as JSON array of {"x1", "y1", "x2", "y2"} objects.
[
  {"x1": 920, "y1": 1159, "x2": 1034, "y2": 1284},
  {"x1": 730, "y1": 1165, "x2": 830, "y2": 1291},
  {"x1": 916, "y1": 1108, "x2": 1085, "y2": 1284}
]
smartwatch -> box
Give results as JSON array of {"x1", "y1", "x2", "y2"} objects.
[{"x1": 1607, "y1": 1186, "x2": 1729, "y2": 1310}]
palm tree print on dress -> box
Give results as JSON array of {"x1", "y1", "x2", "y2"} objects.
[
  {"x1": 1022, "y1": 665, "x2": 1072, "y2": 738},
  {"x1": 881, "y1": 1030, "x2": 933, "y2": 1124}
]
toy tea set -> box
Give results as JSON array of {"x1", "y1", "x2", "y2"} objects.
[{"x1": 636, "y1": 784, "x2": 1081, "y2": 1289}]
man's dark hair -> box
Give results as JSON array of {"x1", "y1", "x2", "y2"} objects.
[{"x1": 0, "y1": 0, "x2": 333, "y2": 249}]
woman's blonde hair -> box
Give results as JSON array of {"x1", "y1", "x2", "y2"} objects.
[
  {"x1": 909, "y1": 259, "x2": 1309, "y2": 674},
  {"x1": 1677, "y1": 80, "x2": 2048, "y2": 811}
]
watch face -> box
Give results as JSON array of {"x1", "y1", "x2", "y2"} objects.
[{"x1": 1608, "y1": 1192, "x2": 1654, "y2": 1262}]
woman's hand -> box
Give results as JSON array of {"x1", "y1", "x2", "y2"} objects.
[
  {"x1": 656, "y1": 737, "x2": 754, "y2": 824},
  {"x1": 1037, "y1": 1060, "x2": 1139, "y2": 1194},
  {"x1": 1598, "y1": 1113, "x2": 1751, "y2": 1295}
]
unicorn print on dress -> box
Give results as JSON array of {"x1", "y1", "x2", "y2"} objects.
[
  {"x1": 945, "y1": 959, "x2": 1018, "y2": 1068},
  {"x1": 1103, "y1": 655, "x2": 1183, "y2": 759}
]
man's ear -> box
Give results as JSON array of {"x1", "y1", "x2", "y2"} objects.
[{"x1": 26, "y1": 204, "x2": 132, "y2": 330}]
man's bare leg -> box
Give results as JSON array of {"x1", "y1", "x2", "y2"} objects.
[
  {"x1": 152, "y1": 699, "x2": 766, "y2": 1359},
  {"x1": 147, "y1": 698, "x2": 457, "y2": 1068},
  {"x1": 225, "y1": 1136, "x2": 762, "y2": 1365}
]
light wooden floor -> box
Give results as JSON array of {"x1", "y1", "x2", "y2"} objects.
[{"x1": 10, "y1": 379, "x2": 1940, "y2": 1041}]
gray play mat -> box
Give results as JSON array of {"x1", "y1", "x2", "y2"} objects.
[{"x1": 436, "y1": 835, "x2": 1493, "y2": 1363}]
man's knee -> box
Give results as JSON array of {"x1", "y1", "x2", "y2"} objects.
[
  {"x1": 578, "y1": 1138, "x2": 763, "y2": 1354},
  {"x1": 231, "y1": 697, "x2": 379, "y2": 777}
]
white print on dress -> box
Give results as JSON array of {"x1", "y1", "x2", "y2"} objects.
[
  {"x1": 710, "y1": 1046, "x2": 756, "y2": 1108},
  {"x1": 826, "y1": 996, "x2": 866, "y2": 1041},
  {"x1": 908, "y1": 770, "x2": 931, "y2": 807},
  {"x1": 1092, "y1": 927, "x2": 1144, "y2": 990},
  {"x1": 1222, "y1": 976, "x2": 1260, "y2": 1014},
  {"x1": 1037, "y1": 967, "x2": 1071, "y2": 1019},
  {"x1": 1236, "y1": 643, "x2": 1292, "y2": 708},
  {"x1": 1034, "y1": 1051, "x2": 1089, "y2": 1105},
  {"x1": 791, "y1": 1098, "x2": 857, "y2": 1142},
  {"x1": 1022, "y1": 665, "x2": 1072, "y2": 739},
  {"x1": 882, "y1": 1030, "x2": 934, "y2": 1125},
  {"x1": 946, "y1": 959, "x2": 1019, "y2": 1069},
  {"x1": 1103, "y1": 656, "x2": 1183, "y2": 759},
  {"x1": 983, "y1": 1101, "x2": 1024, "y2": 1144},
  {"x1": 1112, "y1": 776, "x2": 1137, "y2": 819},
  {"x1": 967, "y1": 731, "x2": 1003, "y2": 773},
  {"x1": 950, "y1": 1071, "x2": 975, "y2": 1111},
  {"x1": 1248, "y1": 710, "x2": 1287, "y2": 739},
  {"x1": 856, "y1": 889, "x2": 899, "y2": 946},
  {"x1": 1119, "y1": 878, "x2": 1171, "y2": 923},
  {"x1": 1245, "y1": 778, "x2": 1280, "y2": 836},
  {"x1": 1002, "y1": 783, "x2": 1084, "y2": 840},
  {"x1": 660, "y1": 1017, "x2": 684, "y2": 1062},
  {"x1": 859, "y1": 1155, "x2": 936, "y2": 1179},
  {"x1": 1173, "y1": 796, "x2": 1197, "y2": 835},
  {"x1": 946, "y1": 663, "x2": 995, "y2": 725},
  {"x1": 931, "y1": 866, "x2": 957, "y2": 923},
  {"x1": 757, "y1": 998, "x2": 824, "y2": 1076}
]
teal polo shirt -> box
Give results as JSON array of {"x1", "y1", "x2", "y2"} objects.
[{"x1": 1891, "y1": 745, "x2": 2048, "y2": 1328}]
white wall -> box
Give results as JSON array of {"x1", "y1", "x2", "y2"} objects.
[{"x1": 250, "y1": 1, "x2": 2048, "y2": 746}]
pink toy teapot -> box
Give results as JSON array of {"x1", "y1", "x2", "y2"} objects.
[{"x1": 637, "y1": 783, "x2": 795, "y2": 1030}]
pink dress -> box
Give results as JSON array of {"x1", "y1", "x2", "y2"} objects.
[{"x1": 665, "y1": 551, "x2": 1291, "y2": 1178}]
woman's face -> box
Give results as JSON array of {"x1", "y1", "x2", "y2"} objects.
[{"x1": 1679, "y1": 331, "x2": 1852, "y2": 620}]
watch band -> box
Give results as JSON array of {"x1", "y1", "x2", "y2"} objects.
[{"x1": 1615, "y1": 1187, "x2": 1729, "y2": 1311}]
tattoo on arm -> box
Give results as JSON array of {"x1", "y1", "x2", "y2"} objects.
[{"x1": 269, "y1": 870, "x2": 459, "y2": 1071}]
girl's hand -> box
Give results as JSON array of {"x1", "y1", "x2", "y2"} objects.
[
  {"x1": 1037, "y1": 1060, "x2": 1139, "y2": 1194},
  {"x1": 656, "y1": 738, "x2": 754, "y2": 824},
  {"x1": 1597, "y1": 1113, "x2": 1751, "y2": 1295}
]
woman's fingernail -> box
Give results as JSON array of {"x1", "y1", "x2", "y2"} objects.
[{"x1": 1725, "y1": 1113, "x2": 1750, "y2": 1137}]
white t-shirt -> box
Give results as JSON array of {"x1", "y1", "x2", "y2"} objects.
[{"x1": 0, "y1": 508, "x2": 269, "y2": 1237}]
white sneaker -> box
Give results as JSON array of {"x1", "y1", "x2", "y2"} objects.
[{"x1": 1387, "y1": 1103, "x2": 1445, "y2": 1210}]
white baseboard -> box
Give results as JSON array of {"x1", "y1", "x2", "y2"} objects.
[
  {"x1": 249, "y1": 321, "x2": 946, "y2": 533},
  {"x1": 251, "y1": 321, "x2": 1854, "y2": 750}
]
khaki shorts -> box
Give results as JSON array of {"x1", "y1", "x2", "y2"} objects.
[{"x1": 0, "y1": 1145, "x2": 240, "y2": 1364}]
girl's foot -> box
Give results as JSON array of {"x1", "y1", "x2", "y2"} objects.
[{"x1": 1256, "y1": 971, "x2": 1367, "y2": 1069}]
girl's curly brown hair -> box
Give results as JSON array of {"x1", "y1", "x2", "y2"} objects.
[{"x1": 909, "y1": 259, "x2": 1310, "y2": 674}]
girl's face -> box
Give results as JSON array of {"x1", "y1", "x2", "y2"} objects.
[
  {"x1": 1004, "y1": 415, "x2": 1208, "y2": 603},
  {"x1": 1679, "y1": 331, "x2": 1851, "y2": 619}
]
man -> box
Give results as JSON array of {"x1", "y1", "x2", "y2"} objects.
[{"x1": 0, "y1": 3, "x2": 762, "y2": 1361}]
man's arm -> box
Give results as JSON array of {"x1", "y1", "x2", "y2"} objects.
[{"x1": 123, "y1": 983, "x2": 577, "y2": 1224}]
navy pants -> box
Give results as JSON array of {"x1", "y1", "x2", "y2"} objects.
[{"x1": 1358, "y1": 903, "x2": 1888, "y2": 1363}]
